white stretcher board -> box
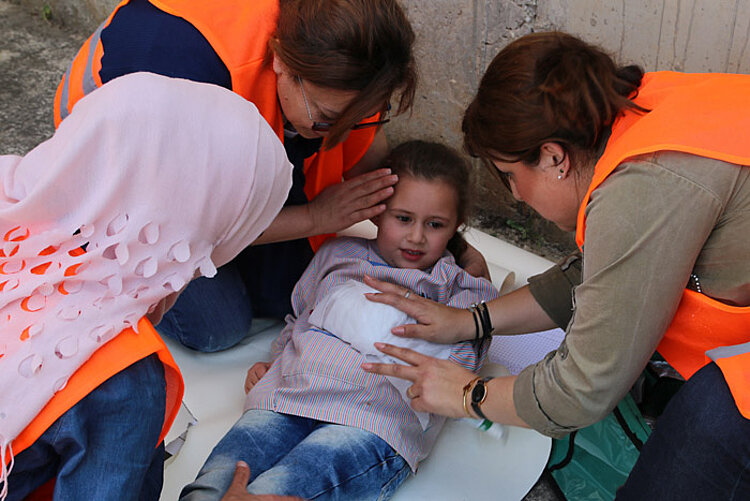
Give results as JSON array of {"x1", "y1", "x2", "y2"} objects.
[{"x1": 161, "y1": 223, "x2": 564, "y2": 500}]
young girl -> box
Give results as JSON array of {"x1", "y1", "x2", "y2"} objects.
[{"x1": 180, "y1": 141, "x2": 499, "y2": 500}]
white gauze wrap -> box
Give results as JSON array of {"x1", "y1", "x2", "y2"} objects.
[
  {"x1": 309, "y1": 280, "x2": 454, "y2": 428},
  {"x1": 0, "y1": 73, "x2": 293, "y2": 489}
]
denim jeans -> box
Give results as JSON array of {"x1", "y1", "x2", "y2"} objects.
[
  {"x1": 180, "y1": 410, "x2": 411, "y2": 501},
  {"x1": 7, "y1": 354, "x2": 166, "y2": 501},
  {"x1": 157, "y1": 261, "x2": 255, "y2": 352},
  {"x1": 617, "y1": 362, "x2": 750, "y2": 500},
  {"x1": 158, "y1": 235, "x2": 315, "y2": 353}
]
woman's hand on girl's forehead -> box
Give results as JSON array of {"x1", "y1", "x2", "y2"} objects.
[{"x1": 308, "y1": 168, "x2": 397, "y2": 235}]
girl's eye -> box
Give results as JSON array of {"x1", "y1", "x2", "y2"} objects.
[
  {"x1": 396, "y1": 215, "x2": 411, "y2": 223},
  {"x1": 427, "y1": 221, "x2": 444, "y2": 229}
]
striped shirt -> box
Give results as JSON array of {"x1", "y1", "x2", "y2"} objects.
[{"x1": 245, "y1": 237, "x2": 499, "y2": 470}]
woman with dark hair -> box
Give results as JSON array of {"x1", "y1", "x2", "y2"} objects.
[
  {"x1": 362, "y1": 32, "x2": 750, "y2": 498},
  {"x1": 55, "y1": 0, "x2": 424, "y2": 352}
]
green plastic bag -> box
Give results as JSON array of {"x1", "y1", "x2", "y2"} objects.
[{"x1": 547, "y1": 394, "x2": 652, "y2": 501}]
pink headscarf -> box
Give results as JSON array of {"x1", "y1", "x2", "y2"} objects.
[{"x1": 0, "y1": 73, "x2": 292, "y2": 491}]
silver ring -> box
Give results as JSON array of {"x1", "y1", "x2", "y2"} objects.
[{"x1": 403, "y1": 291, "x2": 411, "y2": 299}]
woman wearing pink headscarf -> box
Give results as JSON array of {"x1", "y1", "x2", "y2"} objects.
[{"x1": 0, "y1": 72, "x2": 292, "y2": 500}]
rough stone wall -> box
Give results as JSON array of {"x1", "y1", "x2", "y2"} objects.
[
  {"x1": 540, "y1": 0, "x2": 750, "y2": 74},
  {"x1": 389, "y1": 1, "x2": 538, "y2": 148}
]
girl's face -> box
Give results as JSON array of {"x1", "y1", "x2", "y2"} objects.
[{"x1": 374, "y1": 175, "x2": 460, "y2": 270}]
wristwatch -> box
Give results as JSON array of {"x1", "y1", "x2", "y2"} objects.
[{"x1": 470, "y1": 376, "x2": 493, "y2": 420}]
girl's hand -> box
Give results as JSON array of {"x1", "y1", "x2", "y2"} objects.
[
  {"x1": 308, "y1": 168, "x2": 398, "y2": 235},
  {"x1": 363, "y1": 275, "x2": 475, "y2": 344},
  {"x1": 245, "y1": 362, "x2": 271, "y2": 393},
  {"x1": 361, "y1": 343, "x2": 476, "y2": 418},
  {"x1": 221, "y1": 462, "x2": 303, "y2": 501}
]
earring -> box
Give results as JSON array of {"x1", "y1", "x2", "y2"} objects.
[{"x1": 557, "y1": 168, "x2": 564, "y2": 180}]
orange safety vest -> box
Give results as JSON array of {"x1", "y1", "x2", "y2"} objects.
[
  {"x1": 53, "y1": 0, "x2": 377, "y2": 251},
  {"x1": 9, "y1": 318, "x2": 183, "y2": 460},
  {"x1": 576, "y1": 71, "x2": 750, "y2": 419}
]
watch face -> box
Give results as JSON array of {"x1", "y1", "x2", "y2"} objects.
[{"x1": 471, "y1": 381, "x2": 486, "y2": 403}]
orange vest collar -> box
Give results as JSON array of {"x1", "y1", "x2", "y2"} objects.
[{"x1": 576, "y1": 71, "x2": 750, "y2": 250}]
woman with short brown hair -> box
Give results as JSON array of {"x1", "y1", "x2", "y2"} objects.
[{"x1": 364, "y1": 31, "x2": 750, "y2": 498}]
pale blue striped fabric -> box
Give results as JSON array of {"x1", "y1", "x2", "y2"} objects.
[{"x1": 245, "y1": 237, "x2": 499, "y2": 470}]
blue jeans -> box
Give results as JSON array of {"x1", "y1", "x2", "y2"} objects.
[
  {"x1": 180, "y1": 410, "x2": 410, "y2": 501},
  {"x1": 7, "y1": 355, "x2": 166, "y2": 501},
  {"x1": 158, "y1": 237, "x2": 314, "y2": 352},
  {"x1": 157, "y1": 262, "x2": 254, "y2": 352},
  {"x1": 617, "y1": 362, "x2": 750, "y2": 500}
]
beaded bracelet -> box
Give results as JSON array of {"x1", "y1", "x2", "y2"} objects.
[{"x1": 469, "y1": 302, "x2": 493, "y2": 341}]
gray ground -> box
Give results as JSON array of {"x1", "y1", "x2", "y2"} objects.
[{"x1": 0, "y1": 1, "x2": 562, "y2": 499}]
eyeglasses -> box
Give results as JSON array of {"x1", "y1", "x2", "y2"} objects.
[{"x1": 297, "y1": 76, "x2": 391, "y2": 132}]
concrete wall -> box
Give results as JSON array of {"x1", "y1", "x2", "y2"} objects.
[
  {"x1": 540, "y1": 0, "x2": 750, "y2": 74},
  {"x1": 396, "y1": 0, "x2": 750, "y2": 151},
  {"x1": 27, "y1": 0, "x2": 750, "y2": 149}
]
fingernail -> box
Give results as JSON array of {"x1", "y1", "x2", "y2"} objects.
[
  {"x1": 361, "y1": 363, "x2": 372, "y2": 370},
  {"x1": 391, "y1": 327, "x2": 404, "y2": 335},
  {"x1": 374, "y1": 342, "x2": 386, "y2": 349}
]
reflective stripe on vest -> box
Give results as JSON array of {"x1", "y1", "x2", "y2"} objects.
[
  {"x1": 82, "y1": 22, "x2": 107, "y2": 96},
  {"x1": 709, "y1": 345, "x2": 750, "y2": 418},
  {"x1": 575, "y1": 72, "x2": 750, "y2": 418},
  {"x1": 54, "y1": 14, "x2": 114, "y2": 127}
]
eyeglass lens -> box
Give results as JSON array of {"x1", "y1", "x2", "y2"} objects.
[{"x1": 299, "y1": 76, "x2": 390, "y2": 132}]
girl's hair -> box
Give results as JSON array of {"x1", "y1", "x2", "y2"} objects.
[
  {"x1": 462, "y1": 31, "x2": 646, "y2": 171},
  {"x1": 381, "y1": 140, "x2": 473, "y2": 259},
  {"x1": 272, "y1": 0, "x2": 417, "y2": 146}
]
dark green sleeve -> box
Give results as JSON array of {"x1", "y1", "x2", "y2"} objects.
[{"x1": 527, "y1": 252, "x2": 582, "y2": 329}]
